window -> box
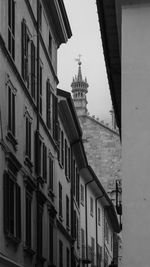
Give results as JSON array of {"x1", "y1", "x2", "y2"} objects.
[
  {"x1": 8, "y1": 84, "x2": 16, "y2": 137},
  {"x1": 77, "y1": 218, "x2": 79, "y2": 248},
  {"x1": 8, "y1": 0, "x2": 15, "y2": 59},
  {"x1": 61, "y1": 131, "x2": 64, "y2": 167},
  {"x1": 31, "y1": 41, "x2": 36, "y2": 99},
  {"x1": 68, "y1": 147, "x2": 71, "y2": 179},
  {"x1": 72, "y1": 160, "x2": 76, "y2": 197},
  {"x1": 98, "y1": 207, "x2": 101, "y2": 226},
  {"x1": 66, "y1": 195, "x2": 69, "y2": 229},
  {"x1": 49, "y1": 31, "x2": 52, "y2": 57},
  {"x1": 66, "y1": 248, "x2": 70, "y2": 267},
  {"x1": 59, "y1": 240, "x2": 63, "y2": 267},
  {"x1": 59, "y1": 182, "x2": 62, "y2": 219},
  {"x1": 25, "y1": 190, "x2": 32, "y2": 248},
  {"x1": 38, "y1": 204, "x2": 43, "y2": 256},
  {"x1": 65, "y1": 139, "x2": 68, "y2": 177},
  {"x1": 97, "y1": 245, "x2": 102, "y2": 267},
  {"x1": 105, "y1": 221, "x2": 109, "y2": 244},
  {"x1": 3, "y1": 171, "x2": 21, "y2": 241},
  {"x1": 21, "y1": 19, "x2": 30, "y2": 87},
  {"x1": 81, "y1": 228, "x2": 85, "y2": 259},
  {"x1": 111, "y1": 234, "x2": 113, "y2": 251},
  {"x1": 76, "y1": 170, "x2": 79, "y2": 205},
  {"x1": 91, "y1": 237, "x2": 95, "y2": 266},
  {"x1": 80, "y1": 184, "x2": 84, "y2": 205},
  {"x1": 39, "y1": 2, "x2": 42, "y2": 31},
  {"x1": 39, "y1": 65, "x2": 42, "y2": 115},
  {"x1": 49, "y1": 218, "x2": 53, "y2": 263},
  {"x1": 46, "y1": 80, "x2": 52, "y2": 129},
  {"x1": 73, "y1": 210, "x2": 77, "y2": 239},
  {"x1": 25, "y1": 116, "x2": 31, "y2": 159},
  {"x1": 34, "y1": 131, "x2": 42, "y2": 175},
  {"x1": 42, "y1": 143, "x2": 47, "y2": 182},
  {"x1": 49, "y1": 155, "x2": 53, "y2": 191},
  {"x1": 90, "y1": 197, "x2": 94, "y2": 217}
]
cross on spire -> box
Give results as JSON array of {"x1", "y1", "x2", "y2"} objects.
[{"x1": 75, "y1": 54, "x2": 82, "y2": 65}]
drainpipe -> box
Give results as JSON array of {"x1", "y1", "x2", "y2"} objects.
[
  {"x1": 85, "y1": 178, "x2": 94, "y2": 267},
  {"x1": 95, "y1": 194, "x2": 104, "y2": 267},
  {"x1": 36, "y1": 0, "x2": 40, "y2": 264}
]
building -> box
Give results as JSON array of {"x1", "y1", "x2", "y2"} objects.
[
  {"x1": 71, "y1": 60, "x2": 121, "y2": 202},
  {"x1": 0, "y1": 0, "x2": 71, "y2": 266},
  {"x1": 57, "y1": 89, "x2": 88, "y2": 267},
  {"x1": 96, "y1": 0, "x2": 150, "y2": 266},
  {"x1": 80, "y1": 165, "x2": 120, "y2": 267}
]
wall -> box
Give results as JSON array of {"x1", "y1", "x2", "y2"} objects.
[{"x1": 122, "y1": 3, "x2": 150, "y2": 267}]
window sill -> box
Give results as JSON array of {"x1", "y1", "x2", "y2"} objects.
[
  {"x1": 6, "y1": 130, "x2": 18, "y2": 151},
  {"x1": 81, "y1": 201, "x2": 84, "y2": 207},
  {"x1": 48, "y1": 188, "x2": 55, "y2": 201},
  {"x1": 23, "y1": 245, "x2": 35, "y2": 256},
  {"x1": 90, "y1": 212, "x2": 94, "y2": 217},
  {"x1": 66, "y1": 175, "x2": 70, "y2": 183},
  {"x1": 66, "y1": 225, "x2": 70, "y2": 232},
  {"x1": 58, "y1": 161, "x2": 64, "y2": 169},
  {"x1": 59, "y1": 215, "x2": 63, "y2": 223},
  {"x1": 24, "y1": 155, "x2": 33, "y2": 172},
  {"x1": 37, "y1": 175, "x2": 45, "y2": 186}
]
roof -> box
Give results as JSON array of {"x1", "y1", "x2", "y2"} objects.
[
  {"x1": 44, "y1": 0, "x2": 72, "y2": 46},
  {"x1": 96, "y1": 0, "x2": 121, "y2": 135},
  {"x1": 57, "y1": 88, "x2": 88, "y2": 170}
]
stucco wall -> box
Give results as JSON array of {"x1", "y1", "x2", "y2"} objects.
[{"x1": 122, "y1": 3, "x2": 150, "y2": 267}]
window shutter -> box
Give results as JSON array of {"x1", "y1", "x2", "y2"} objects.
[
  {"x1": 16, "y1": 183, "x2": 21, "y2": 240},
  {"x1": 21, "y1": 19, "x2": 26, "y2": 79},
  {"x1": 31, "y1": 41, "x2": 36, "y2": 99},
  {"x1": 3, "y1": 171, "x2": 9, "y2": 234}
]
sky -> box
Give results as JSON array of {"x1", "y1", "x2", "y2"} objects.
[{"x1": 57, "y1": 0, "x2": 112, "y2": 123}]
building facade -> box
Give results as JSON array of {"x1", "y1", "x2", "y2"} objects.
[
  {"x1": 0, "y1": 0, "x2": 71, "y2": 266},
  {"x1": 96, "y1": 0, "x2": 150, "y2": 266}
]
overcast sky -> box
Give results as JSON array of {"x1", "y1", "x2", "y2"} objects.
[{"x1": 58, "y1": 0, "x2": 112, "y2": 123}]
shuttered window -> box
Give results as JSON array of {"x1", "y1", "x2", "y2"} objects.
[
  {"x1": 61, "y1": 131, "x2": 64, "y2": 167},
  {"x1": 49, "y1": 218, "x2": 53, "y2": 263},
  {"x1": 42, "y1": 143, "x2": 47, "y2": 182},
  {"x1": 39, "y1": 65, "x2": 42, "y2": 115},
  {"x1": 3, "y1": 171, "x2": 21, "y2": 241},
  {"x1": 66, "y1": 248, "x2": 70, "y2": 267},
  {"x1": 49, "y1": 156, "x2": 53, "y2": 191},
  {"x1": 46, "y1": 80, "x2": 51, "y2": 129},
  {"x1": 76, "y1": 171, "x2": 80, "y2": 205},
  {"x1": 8, "y1": 0, "x2": 15, "y2": 59},
  {"x1": 81, "y1": 184, "x2": 84, "y2": 205},
  {"x1": 25, "y1": 191, "x2": 32, "y2": 247},
  {"x1": 31, "y1": 41, "x2": 36, "y2": 99},
  {"x1": 8, "y1": 85, "x2": 15, "y2": 136},
  {"x1": 59, "y1": 182, "x2": 62, "y2": 219},
  {"x1": 25, "y1": 116, "x2": 31, "y2": 159},
  {"x1": 81, "y1": 228, "x2": 85, "y2": 258},
  {"x1": 38, "y1": 205, "x2": 43, "y2": 256},
  {"x1": 59, "y1": 240, "x2": 63, "y2": 267},
  {"x1": 65, "y1": 139, "x2": 68, "y2": 176},
  {"x1": 66, "y1": 195, "x2": 69, "y2": 229},
  {"x1": 21, "y1": 19, "x2": 29, "y2": 87}
]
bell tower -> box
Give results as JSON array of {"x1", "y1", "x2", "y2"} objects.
[{"x1": 71, "y1": 56, "x2": 89, "y2": 116}]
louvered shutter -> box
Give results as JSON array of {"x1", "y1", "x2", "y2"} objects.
[
  {"x1": 31, "y1": 41, "x2": 36, "y2": 99},
  {"x1": 3, "y1": 171, "x2": 9, "y2": 234},
  {"x1": 16, "y1": 183, "x2": 21, "y2": 240},
  {"x1": 21, "y1": 19, "x2": 26, "y2": 80}
]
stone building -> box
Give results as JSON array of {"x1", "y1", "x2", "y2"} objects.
[
  {"x1": 71, "y1": 60, "x2": 121, "y2": 201},
  {"x1": 0, "y1": 0, "x2": 71, "y2": 266}
]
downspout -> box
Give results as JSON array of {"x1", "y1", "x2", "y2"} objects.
[
  {"x1": 95, "y1": 194, "x2": 104, "y2": 267},
  {"x1": 85, "y1": 178, "x2": 94, "y2": 267},
  {"x1": 36, "y1": 0, "x2": 40, "y2": 264}
]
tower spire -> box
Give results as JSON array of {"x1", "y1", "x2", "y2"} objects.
[{"x1": 71, "y1": 56, "x2": 89, "y2": 116}]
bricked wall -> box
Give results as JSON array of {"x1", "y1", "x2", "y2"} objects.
[{"x1": 79, "y1": 115, "x2": 121, "y2": 192}]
